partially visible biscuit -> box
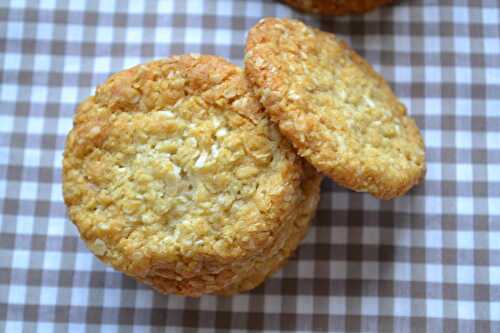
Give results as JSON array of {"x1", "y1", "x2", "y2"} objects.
[
  {"x1": 245, "y1": 18, "x2": 425, "y2": 199},
  {"x1": 63, "y1": 54, "x2": 321, "y2": 296},
  {"x1": 282, "y1": 0, "x2": 393, "y2": 15}
]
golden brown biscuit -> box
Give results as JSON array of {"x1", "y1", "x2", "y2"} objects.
[
  {"x1": 245, "y1": 18, "x2": 425, "y2": 199},
  {"x1": 282, "y1": 0, "x2": 393, "y2": 15},
  {"x1": 63, "y1": 54, "x2": 322, "y2": 296}
]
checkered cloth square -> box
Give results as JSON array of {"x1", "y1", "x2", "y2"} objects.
[{"x1": 1, "y1": 0, "x2": 499, "y2": 331}]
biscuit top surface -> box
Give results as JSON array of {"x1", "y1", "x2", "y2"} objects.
[
  {"x1": 245, "y1": 18, "x2": 425, "y2": 199},
  {"x1": 63, "y1": 55, "x2": 304, "y2": 269}
]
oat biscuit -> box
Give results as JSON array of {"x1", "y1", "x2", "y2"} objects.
[
  {"x1": 245, "y1": 18, "x2": 425, "y2": 199},
  {"x1": 63, "y1": 54, "x2": 322, "y2": 296},
  {"x1": 282, "y1": 0, "x2": 393, "y2": 15}
]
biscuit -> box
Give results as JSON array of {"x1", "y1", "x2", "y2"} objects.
[
  {"x1": 63, "y1": 54, "x2": 322, "y2": 296},
  {"x1": 282, "y1": 0, "x2": 393, "y2": 15},
  {"x1": 245, "y1": 18, "x2": 425, "y2": 199}
]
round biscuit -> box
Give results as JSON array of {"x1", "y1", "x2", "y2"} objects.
[
  {"x1": 63, "y1": 54, "x2": 321, "y2": 296},
  {"x1": 281, "y1": 0, "x2": 393, "y2": 15},
  {"x1": 245, "y1": 18, "x2": 426, "y2": 199}
]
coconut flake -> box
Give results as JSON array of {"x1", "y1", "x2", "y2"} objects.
[{"x1": 194, "y1": 151, "x2": 208, "y2": 168}]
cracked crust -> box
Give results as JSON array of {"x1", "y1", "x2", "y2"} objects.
[
  {"x1": 63, "y1": 54, "x2": 322, "y2": 296},
  {"x1": 245, "y1": 18, "x2": 426, "y2": 199},
  {"x1": 282, "y1": 0, "x2": 393, "y2": 15}
]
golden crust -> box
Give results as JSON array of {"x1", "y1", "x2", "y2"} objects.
[
  {"x1": 63, "y1": 54, "x2": 321, "y2": 296},
  {"x1": 217, "y1": 164, "x2": 322, "y2": 295},
  {"x1": 282, "y1": 0, "x2": 393, "y2": 15},
  {"x1": 245, "y1": 18, "x2": 426, "y2": 199}
]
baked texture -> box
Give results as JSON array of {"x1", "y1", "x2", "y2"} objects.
[
  {"x1": 245, "y1": 18, "x2": 426, "y2": 199},
  {"x1": 282, "y1": 0, "x2": 393, "y2": 15},
  {"x1": 218, "y1": 163, "x2": 321, "y2": 295},
  {"x1": 63, "y1": 54, "x2": 322, "y2": 296}
]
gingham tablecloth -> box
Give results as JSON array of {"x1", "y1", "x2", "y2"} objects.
[{"x1": 1, "y1": 0, "x2": 499, "y2": 332}]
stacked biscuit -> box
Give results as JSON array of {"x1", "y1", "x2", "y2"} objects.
[
  {"x1": 282, "y1": 0, "x2": 393, "y2": 15},
  {"x1": 63, "y1": 18, "x2": 425, "y2": 296}
]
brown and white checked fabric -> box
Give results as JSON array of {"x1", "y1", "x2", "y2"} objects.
[{"x1": 1, "y1": 0, "x2": 499, "y2": 332}]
